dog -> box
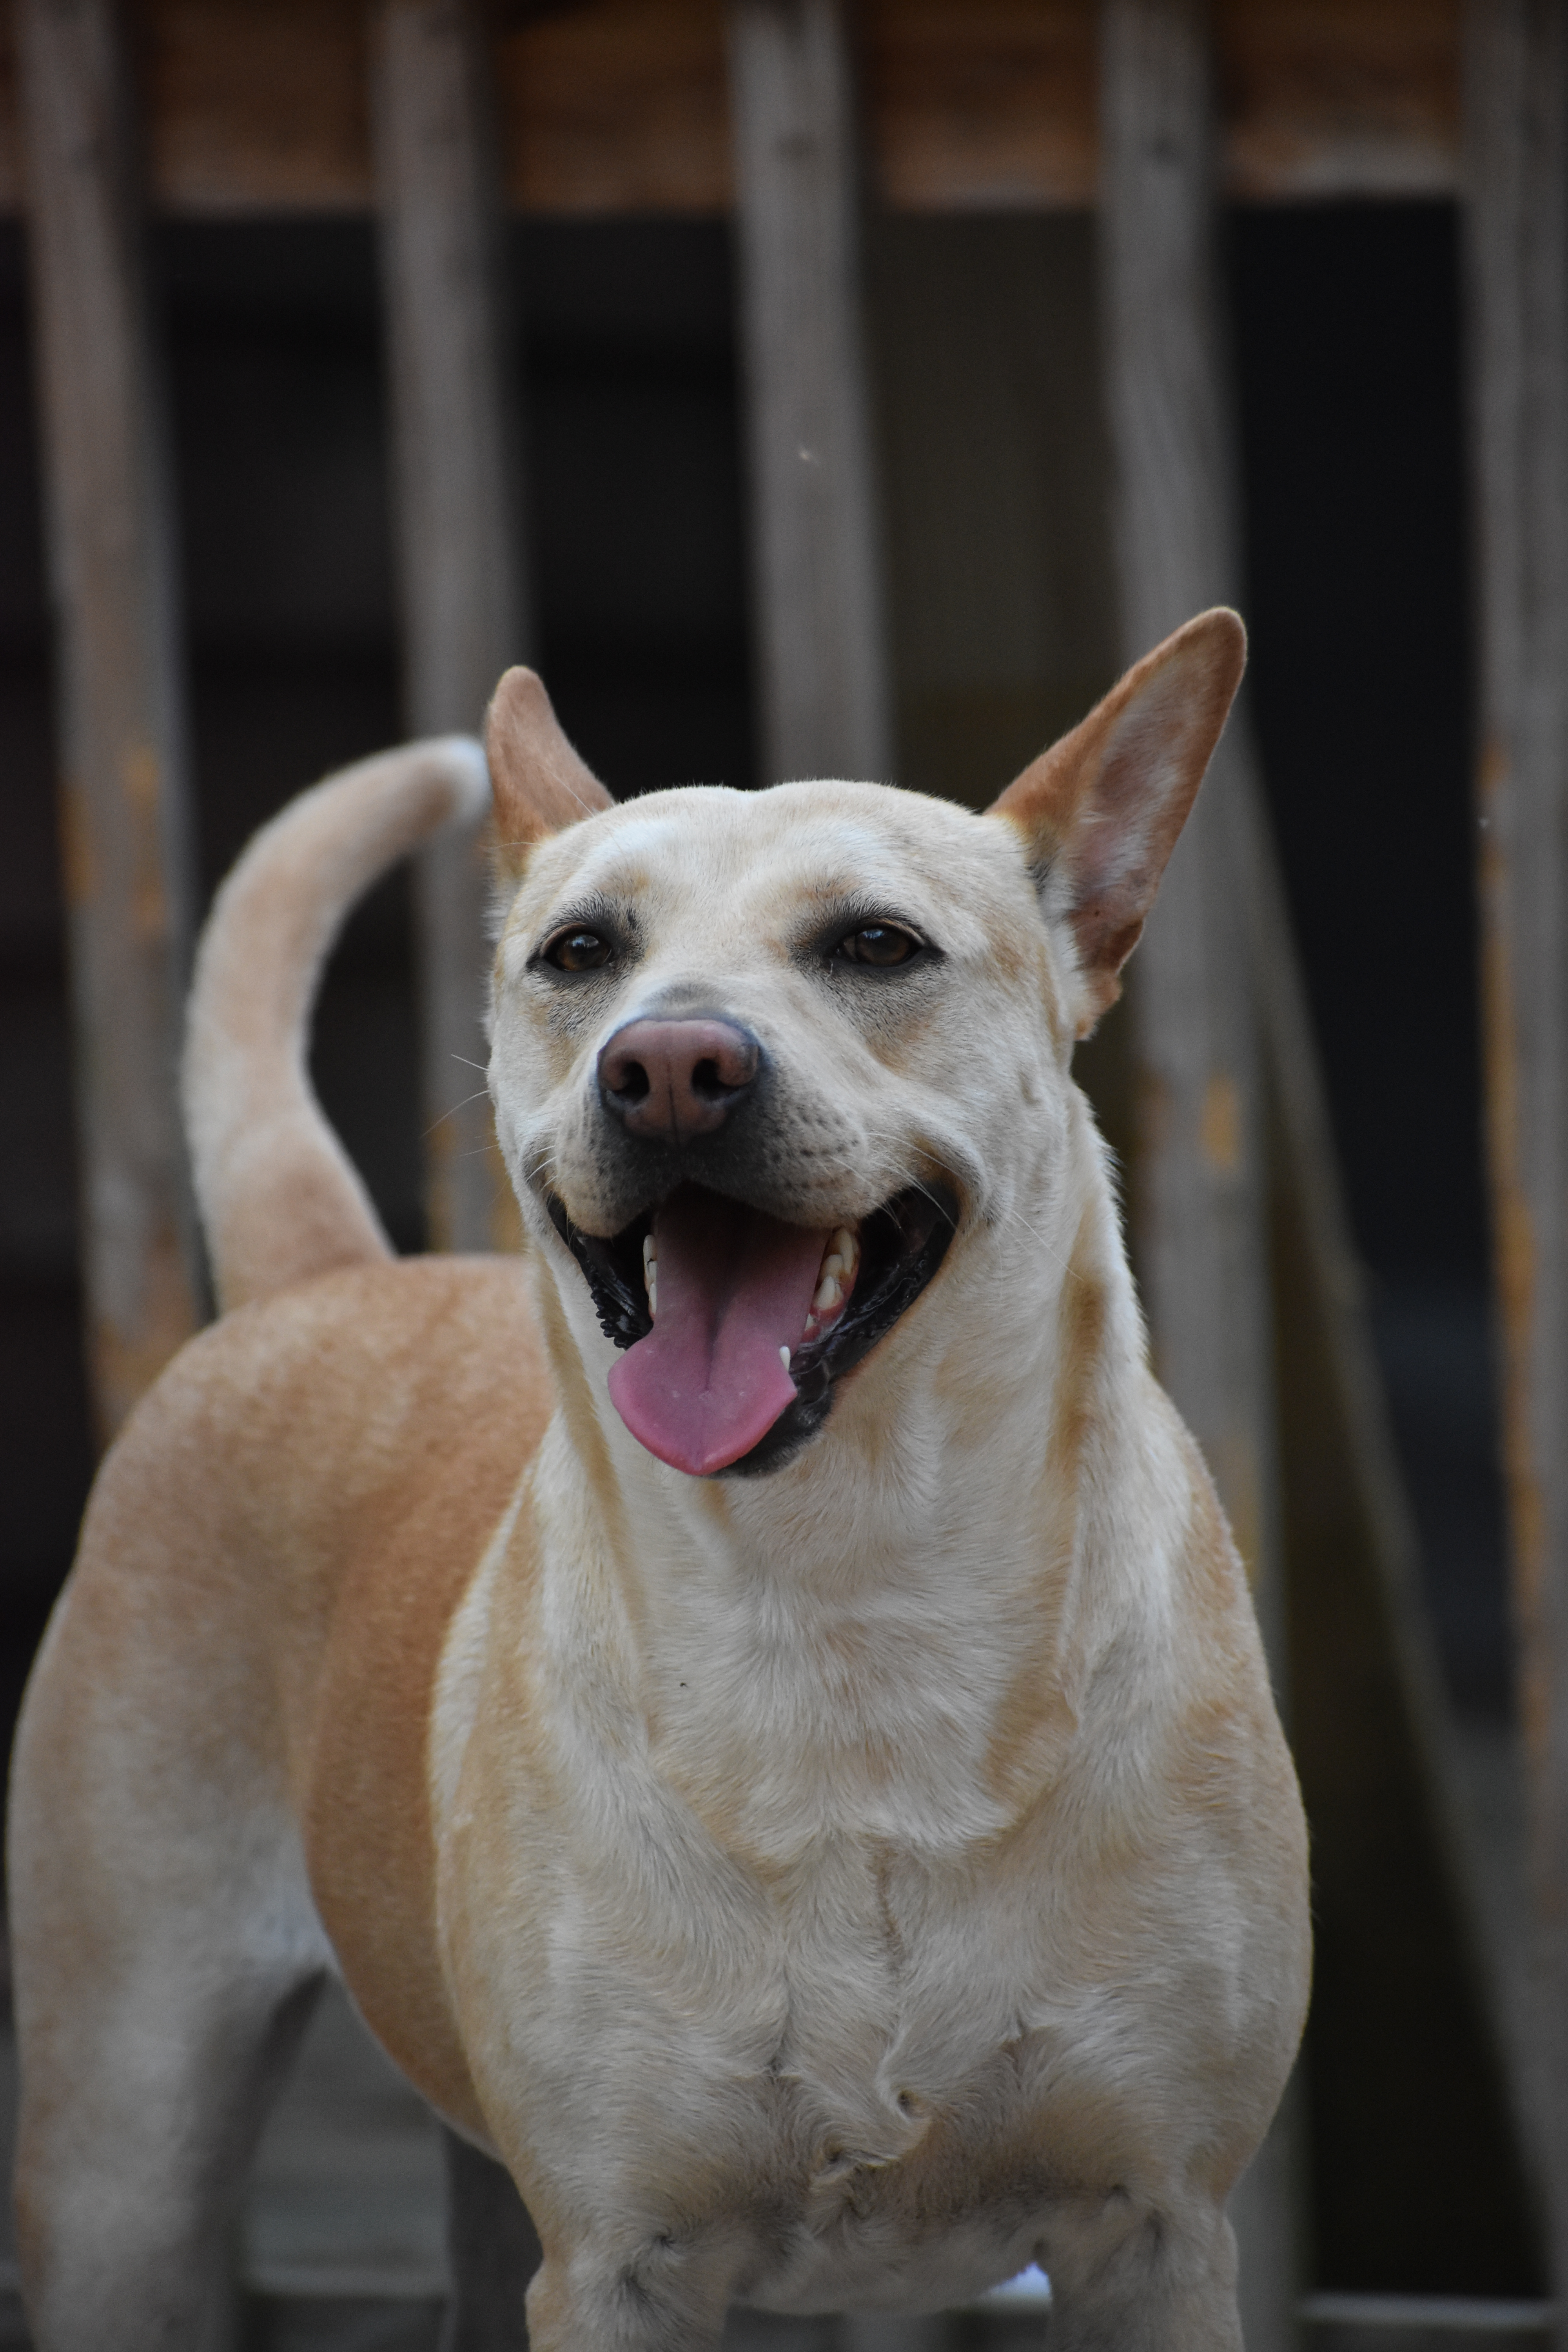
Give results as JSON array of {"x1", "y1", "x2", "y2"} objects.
[{"x1": 8, "y1": 606, "x2": 1309, "y2": 2350}]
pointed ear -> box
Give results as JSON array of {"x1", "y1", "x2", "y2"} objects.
[
  {"x1": 485, "y1": 666, "x2": 613, "y2": 878},
  {"x1": 988, "y1": 608, "x2": 1246, "y2": 1036}
]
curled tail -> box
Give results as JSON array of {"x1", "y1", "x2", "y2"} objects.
[{"x1": 183, "y1": 737, "x2": 490, "y2": 1314}]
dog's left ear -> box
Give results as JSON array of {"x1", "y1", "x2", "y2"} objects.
[
  {"x1": 486, "y1": 666, "x2": 614, "y2": 879},
  {"x1": 988, "y1": 608, "x2": 1245, "y2": 1036}
]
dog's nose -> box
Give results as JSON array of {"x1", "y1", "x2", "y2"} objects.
[{"x1": 598, "y1": 1017, "x2": 760, "y2": 1141}]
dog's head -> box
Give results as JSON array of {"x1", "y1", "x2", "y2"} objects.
[{"x1": 485, "y1": 613, "x2": 1244, "y2": 1482}]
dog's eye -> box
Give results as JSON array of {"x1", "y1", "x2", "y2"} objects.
[
  {"x1": 836, "y1": 923, "x2": 922, "y2": 969},
  {"x1": 543, "y1": 927, "x2": 614, "y2": 973}
]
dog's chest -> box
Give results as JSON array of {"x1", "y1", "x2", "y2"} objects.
[
  {"x1": 520, "y1": 1643, "x2": 1078, "y2": 2271},
  {"x1": 544, "y1": 1794, "x2": 1065, "y2": 2314}
]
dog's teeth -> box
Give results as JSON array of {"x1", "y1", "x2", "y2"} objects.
[
  {"x1": 642, "y1": 1234, "x2": 656, "y2": 1266},
  {"x1": 823, "y1": 1252, "x2": 844, "y2": 1280},
  {"x1": 779, "y1": 1345, "x2": 791, "y2": 1370},
  {"x1": 833, "y1": 1225, "x2": 856, "y2": 1262},
  {"x1": 813, "y1": 1274, "x2": 841, "y2": 1314}
]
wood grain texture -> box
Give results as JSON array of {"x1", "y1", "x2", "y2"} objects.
[
  {"x1": 373, "y1": 0, "x2": 526, "y2": 1256},
  {"x1": 1097, "y1": 4, "x2": 1296, "y2": 2338},
  {"x1": 0, "y1": 0, "x2": 1466, "y2": 216},
  {"x1": 16, "y1": 0, "x2": 202, "y2": 1437},
  {"x1": 1463, "y1": 0, "x2": 1568, "y2": 2316},
  {"x1": 728, "y1": 0, "x2": 892, "y2": 783}
]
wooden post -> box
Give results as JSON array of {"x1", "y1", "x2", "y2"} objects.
[
  {"x1": 1098, "y1": 2, "x2": 1296, "y2": 2340},
  {"x1": 1463, "y1": 0, "x2": 1568, "y2": 2321},
  {"x1": 16, "y1": 0, "x2": 202, "y2": 1439},
  {"x1": 372, "y1": 0, "x2": 526, "y2": 1254},
  {"x1": 727, "y1": 0, "x2": 892, "y2": 783},
  {"x1": 1259, "y1": 795, "x2": 1544, "y2": 2292}
]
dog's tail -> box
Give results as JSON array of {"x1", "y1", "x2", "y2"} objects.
[{"x1": 183, "y1": 737, "x2": 490, "y2": 1314}]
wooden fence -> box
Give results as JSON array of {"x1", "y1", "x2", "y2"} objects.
[{"x1": 7, "y1": 0, "x2": 1564, "y2": 2343}]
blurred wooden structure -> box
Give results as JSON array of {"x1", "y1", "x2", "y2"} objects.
[
  {"x1": 1465, "y1": 0, "x2": 1568, "y2": 2331},
  {"x1": 372, "y1": 0, "x2": 528, "y2": 1256},
  {"x1": 5, "y1": 0, "x2": 1561, "y2": 2342},
  {"x1": 14, "y1": 0, "x2": 201, "y2": 1437},
  {"x1": 0, "y1": 0, "x2": 1474, "y2": 220}
]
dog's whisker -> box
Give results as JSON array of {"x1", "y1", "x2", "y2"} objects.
[{"x1": 421, "y1": 1087, "x2": 498, "y2": 1140}]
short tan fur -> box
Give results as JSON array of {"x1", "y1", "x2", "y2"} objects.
[{"x1": 9, "y1": 611, "x2": 1307, "y2": 2351}]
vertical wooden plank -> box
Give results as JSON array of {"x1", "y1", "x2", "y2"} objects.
[
  {"x1": 727, "y1": 0, "x2": 892, "y2": 783},
  {"x1": 1099, "y1": 0, "x2": 1274, "y2": 1601},
  {"x1": 1462, "y1": 0, "x2": 1568, "y2": 2319},
  {"x1": 372, "y1": 0, "x2": 526, "y2": 1254},
  {"x1": 1258, "y1": 791, "x2": 1545, "y2": 2290},
  {"x1": 1097, "y1": 3, "x2": 1298, "y2": 2342},
  {"x1": 16, "y1": 0, "x2": 201, "y2": 1438}
]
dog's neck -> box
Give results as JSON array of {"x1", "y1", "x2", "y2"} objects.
[{"x1": 521, "y1": 1090, "x2": 1165, "y2": 1855}]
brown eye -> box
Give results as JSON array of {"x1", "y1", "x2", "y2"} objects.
[
  {"x1": 837, "y1": 923, "x2": 921, "y2": 968},
  {"x1": 544, "y1": 927, "x2": 613, "y2": 973}
]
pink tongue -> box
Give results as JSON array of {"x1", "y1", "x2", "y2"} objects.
[{"x1": 606, "y1": 1189, "x2": 830, "y2": 1476}]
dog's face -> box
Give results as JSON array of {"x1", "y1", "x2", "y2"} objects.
[{"x1": 485, "y1": 617, "x2": 1244, "y2": 1480}]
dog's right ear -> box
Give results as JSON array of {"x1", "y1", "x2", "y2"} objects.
[
  {"x1": 987, "y1": 608, "x2": 1245, "y2": 1036},
  {"x1": 486, "y1": 667, "x2": 614, "y2": 880}
]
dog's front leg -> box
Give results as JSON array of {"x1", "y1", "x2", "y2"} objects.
[{"x1": 1039, "y1": 2194, "x2": 1243, "y2": 2352}]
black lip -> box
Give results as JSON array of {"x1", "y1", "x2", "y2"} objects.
[{"x1": 544, "y1": 1180, "x2": 959, "y2": 1477}]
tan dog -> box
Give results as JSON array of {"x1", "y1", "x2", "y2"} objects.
[{"x1": 8, "y1": 608, "x2": 1308, "y2": 2351}]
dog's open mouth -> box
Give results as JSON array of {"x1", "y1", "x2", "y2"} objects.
[{"x1": 545, "y1": 1180, "x2": 957, "y2": 1478}]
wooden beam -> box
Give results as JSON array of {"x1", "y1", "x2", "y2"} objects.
[
  {"x1": 1216, "y1": 0, "x2": 1461, "y2": 202},
  {"x1": 16, "y1": 0, "x2": 202, "y2": 1439},
  {"x1": 1463, "y1": 0, "x2": 1568, "y2": 2318},
  {"x1": 1099, "y1": 0, "x2": 1276, "y2": 1616},
  {"x1": 728, "y1": 0, "x2": 892, "y2": 783},
  {"x1": 1097, "y1": 2, "x2": 1297, "y2": 2340},
  {"x1": 0, "y1": 0, "x2": 1474, "y2": 221},
  {"x1": 372, "y1": 0, "x2": 526, "y2": 1255},
  {"x1": 0, "y1": 0, "x2": 1469, "y2": 221}
]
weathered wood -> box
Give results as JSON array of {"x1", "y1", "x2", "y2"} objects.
[
  {"x1": 0, "y1": 0, "x2": 1469, "y2": 220},
  {"x1": 16, "y1": 0, "x2": 202, "y2": 1438},
  {"x1": 1099, "y1": 0, "x2": 1276, "y2": 1612},
  {"x1": 372, "y1": 0, "x2": 526, "y2": 1254},
  {"x1": 1217, "y1": 0, "x2": 1460, "y2": 201},
  {"x1": 1462, "y1": 0, "x2": 1568, "y2": 2322},
  {"x1": 496, "y1": 0, "x2": 731, "y2": 216},
  {"x1": 1256, "y1": 792, "x2": 1544, "y2": 2292},
  {"x1": 728, "y1": 0, "x2": 892, "y2": 783},
  {"x1": 863, "y1": 0, "x2": 1099, "y2": 211},
  {"x1": 1098, "y1": 2, "x2": 1297, "y2": 2338}
]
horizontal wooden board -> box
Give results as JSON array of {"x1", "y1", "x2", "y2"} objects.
[
  {"x1": 0, "y1": 0, "x2": 1461, "y2": 218},
  {"x1": 1217, "y1": 0, "x2": 1460, "y2": 201},
  {"x1": 864, "y1": 0, "x2": 1099, "y2": 211}
]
